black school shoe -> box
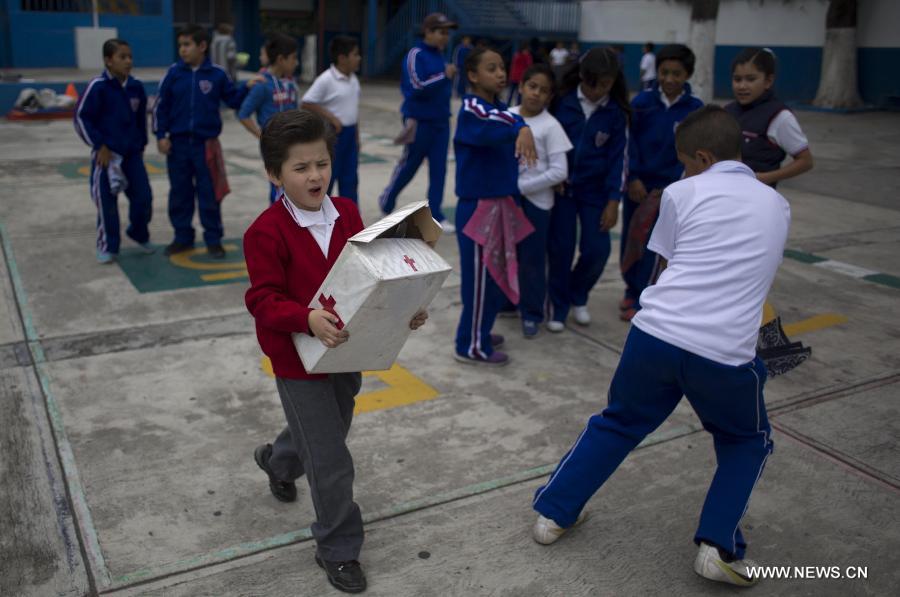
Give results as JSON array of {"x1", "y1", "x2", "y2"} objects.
[
  {"x1": 164, "y1": 241, "x2": 193, "y2": 256},
  {"x1": 315, "y1": 555, "x2": 367, "y2": 593},
  {"x1": 207, "y1": 244, "x2": 226, "y2": 259},
  {"x1": 253, "y1": 444, "x2": 297, "y2": 503}
]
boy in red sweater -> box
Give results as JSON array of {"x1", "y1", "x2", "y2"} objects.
[{"x1": 244, "y1": 109, "x2": 428, "y2": 594}]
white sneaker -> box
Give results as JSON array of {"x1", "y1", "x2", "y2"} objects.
[
  {"x1": 532, "y1": 511, "x2": 587, "y2": 545},
  {"x1": 693, "y1": 542, "x2": 759, "y2": 587},
  {"x1": 573, "y1": 305, "x2": 591, "y2": 326},
  {"x1": 546, "y1": 320, "x2": 565, "y2": 333},
  {"x1": 137, "y1": 241, "x2": 156, "y2": 255},
  {"x1": 441, "y1": 221, "x2": 456, "y2": 234}
]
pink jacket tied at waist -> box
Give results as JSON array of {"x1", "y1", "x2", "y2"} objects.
[{"x1": 462, "y1": 197, "x2": 534, "y2": 304}]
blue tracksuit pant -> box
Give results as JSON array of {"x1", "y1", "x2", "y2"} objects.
[
  {"x1": 329, "y1": 125, "x2": 359, "y2": 203},
  {"x1": 547, "y1": 193, "x2": 611, "y2": 322},
  {"x1": 620, "y1": 196, "x2": 663, "y2": 305},
  {"x1": 269, "y1": 182, "x2": 279, "y2": 204},
  {"x1": 89, "y1": 151, "x2": 152, "y2": 254},
  {"x1": 455, "y1": 198, "x2": 507, "y2": 358},
  {"x1": 379, "y1": 119, "x2": 449, "y2": 222},
  {"x1": 167, "y1": 136, "x2": 222, "y2": 246},
  {"x1": 517, "y1": 198, "x2": 551, "y2": 323},
  {"x1": 533, "y1": 326, "x2": 773, "y2": 559}
]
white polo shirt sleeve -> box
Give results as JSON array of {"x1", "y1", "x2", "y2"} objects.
[
  {"x1": 767, "y1": 110, "x2": 809, "y2": 157},
  {"x1": 647, "y1": 189, "x2": 678, "y2": 260}
]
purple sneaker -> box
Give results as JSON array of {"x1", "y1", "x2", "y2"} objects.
[{"x1": 454, "y1": 350, "x2": 510, "y2": 367}]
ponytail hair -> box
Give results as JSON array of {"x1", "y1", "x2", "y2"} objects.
[
  {"x1": 731, "y1": 47, "x2": 777, "y2": 77},
  {"x1": 557, "y1": 46, "x2": 630, "y2": 122}
]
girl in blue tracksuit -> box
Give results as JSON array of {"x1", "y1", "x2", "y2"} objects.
[
  {"x1": 453, "y1": 47, "x2": 537, "y2": 366},
  {"x1": 153, "y1": 24, "x2": 249, "y2": 258},
  {"x1": 74, "y1": 38, "x2": 153, "y2": 264},
  {"x1": 623, "y1": 44, "x2": 704, "y2": 320},
  {"x1": 547, "y1": 47, "x2": 630, "y2": 331}
]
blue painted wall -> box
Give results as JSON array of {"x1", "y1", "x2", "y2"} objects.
[
  {"x1": 2, "y1": 0, "x2": 174, "y2": 69},
  {"x1": 587, "y1": 41, "x2": 898, "y2": 107}
]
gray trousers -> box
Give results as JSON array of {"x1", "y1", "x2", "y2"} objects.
[{"x1": 270, "y1": 373, "x2": 364, "y2": 561}]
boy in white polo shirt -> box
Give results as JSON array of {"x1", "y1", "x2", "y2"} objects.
[
  {"x1": 530, "y1": 106, "x2": 790, "y2": 588},
  {"x1": 301, "y1": 35, "x2": 362, "y2": 203}
]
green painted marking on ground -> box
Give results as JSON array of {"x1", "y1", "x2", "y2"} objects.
[
  {"x1": 117, "y1": 240, "x2": 248, "y2": 293},
  {"x1": 783, "y1": 249, "x2": 828, "y2": 264},
  {"x1": 359, "y1": 152, "x2": 387, "y2": 164},
  {"x1": 862, "y1": 273, "x2": 900, "y2": 289}
]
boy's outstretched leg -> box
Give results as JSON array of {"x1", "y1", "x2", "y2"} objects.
[
  {"x1": 121, "y1": 153, "x2": 154, "y2": 253},
  {"x1": 683, "y1": 355, "x2": 772, "y2": 586},
  {"x1": 378, "y1": 120, "x2": 429, "y2": 215},
  {"x1": 89, "y1": 158, "x2": 121, "y2": 262},
  {"x1": 532, "y1": 327, "x2": 683, "y2": 536}
]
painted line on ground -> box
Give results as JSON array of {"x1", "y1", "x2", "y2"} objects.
[
  {"x1": 783, "y1": 249, "x2": 900, "y2": 289},
  {"x1": 0, "y1": 223, "x2": 111, "y2": 590},
  {"x1": 104, "y1": 422, "x2": 702, "y2": 591}
]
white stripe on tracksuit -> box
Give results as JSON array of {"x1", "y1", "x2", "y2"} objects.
[
  {"x1": 90, "y1": 155, "x2": 108, "y2": 252},
  {"x1": 378, "y1": 143, "x2": 410, "y2": 210},
  {"x1": 467, "y1": 244, "x2": 488, "y2": 358},
  {"x1": 74, "y1": 77, "x2": 103, "y2": 147}
]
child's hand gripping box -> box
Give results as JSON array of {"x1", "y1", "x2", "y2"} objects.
[{"x1": 294, "y1": 201, "x2": 452, "y2": 374}]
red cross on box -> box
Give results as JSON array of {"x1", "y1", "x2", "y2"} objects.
[
  {"x1": 403, "y1": 255, "x2": 417, "y2": 272},
  {"x1": 318, "y1": 293, "x2": 345, "y2": 330}
]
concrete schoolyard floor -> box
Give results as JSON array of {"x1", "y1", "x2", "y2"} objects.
[{"x1": 1, "y1": 78, "x2": 898, "y2": 596}]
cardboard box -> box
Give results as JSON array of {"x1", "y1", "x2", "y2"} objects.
[{"x1": 294, "y1": 201, "x2": 453, "y2": 373}]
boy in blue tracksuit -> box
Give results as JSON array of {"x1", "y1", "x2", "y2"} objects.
[
  {"x1": 74, "y1": 38, "x2": 153, "y2": 264},
  {"x1": 547, "y1": 47, "x2": 630, "y2": 331},
  {"x1": 153, "y1": 24, "x2": 249, "y2": 258},
  {"x1": 622, "y1": 44, "x2": 703, "y2": 321},
  {"x1": 379, "y1": 13, "x2": 457, "y2": 228},
  {"x1": 238, "y1": 33, "x2": 299, "y2": 204}
]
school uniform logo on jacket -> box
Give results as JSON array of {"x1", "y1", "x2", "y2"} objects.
[
  {"x1": 594, "y1": 131, "x2": 610, "y2": 147},
  {"x1": 130, "y1": 97, "x2": 141, "y2": 112},
  {"x1": 199, "y1": 80, "x2": 213, "y2": 94}
]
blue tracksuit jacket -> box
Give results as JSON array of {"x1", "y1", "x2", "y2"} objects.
[
  {"x1": 629, "y1": 82, "x2": 704, "y2": 188},
  {"x1": 153, "y1": 57, "x2": 247, "y2": 140},
  {"x1": 237, "y1": 69, "x2": 298, "y2": 127},
  {"x1": 454, "y1": 95, "x2": 527, "y2": 199},
  {"x1": 401, "y1": 41, "x2": 453, "y2": 122},
  {"x1": 74, "y1": 70, "x2": 147, "y2": 155},
  {"x1": 552, "y1": 90, "x2": 629, "y2": 205}
]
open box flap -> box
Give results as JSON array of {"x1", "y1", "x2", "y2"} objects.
[{"x1": 349, "y1": 200, "x2": 443, "y2": 247}]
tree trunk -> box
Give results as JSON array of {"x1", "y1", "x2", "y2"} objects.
[
  {"x1": 813, "y1": 0, "x2": 863, "y2": 109},
  {"x1": 688, "y1": 0, "x2": 719, "y2": 103}
]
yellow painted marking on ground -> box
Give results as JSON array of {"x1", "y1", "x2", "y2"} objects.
[
  {"x1": 260, "y1": 357, "x2": 439, "y2": 414},
  {"x1": 783, "y1": 313, "x2": 848, "y2": 337},
  {"x1": 168, "y1": 244, "x2": 243, "y2": 270},
  {"x1": 761, "y1": 301, "x2": 777, "y2": 325},
  {"x1": 201, "y1": 268, "x2": 249, "y2": 282},
  {"x1": 77, "y1": 163, "x2": 164, "y2": 176}
]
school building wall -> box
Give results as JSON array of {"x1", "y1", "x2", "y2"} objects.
[
  {"x1": 579, "y1": 0, "x2": 900, "y2": 106},
  {"x1": 0, "y1": 0, "x2": 174, "y2": 69}
]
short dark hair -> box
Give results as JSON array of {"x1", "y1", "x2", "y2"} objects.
[
  {"x1": 102, "y1": 38, "x2": 129, "y2": 59},
  {"x1": 261, "y1": 109, "x2": 335, "y2": 175},
  {"x1": 265, "y1": 33, "x2": 298, "y2": 65},
  {"x1": 731, "y1": 47, "x2": 777, "y2": 77},
  {"x1": 675, "y1": 105, "x2": 742, "y2": 161},
  {"x1": 177, "y1": 24, "x2": 210, "y2": 50},
  {"x1": 655, "y1": 44, "x2": 695, "y2": 76},
  {"x1": 644, "y1": 42, "x2": 655, "y2": 52},
  {"x1": 521, "y1": 63, "x2": 555, "y2": 88},
  {"x1": 329, "y1": 35, "x2": 359, "y2": 64}
]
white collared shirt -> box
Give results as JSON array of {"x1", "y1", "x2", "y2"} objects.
[
  {"x1": 633, "y1": 161, "x2": 791, "y2": 366},
  {"x1": 659, "y1": 88, "x2": 684, "y2": 109},
  {"x1": 281, "y1": 193, "x2": 341, "y2": 257},
  {"x1": 301, "y1": 64, "x2": 361, "y2": 126},
  {"x1": 577, "y1": 86, "x2": 608, "y2": 120}
]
